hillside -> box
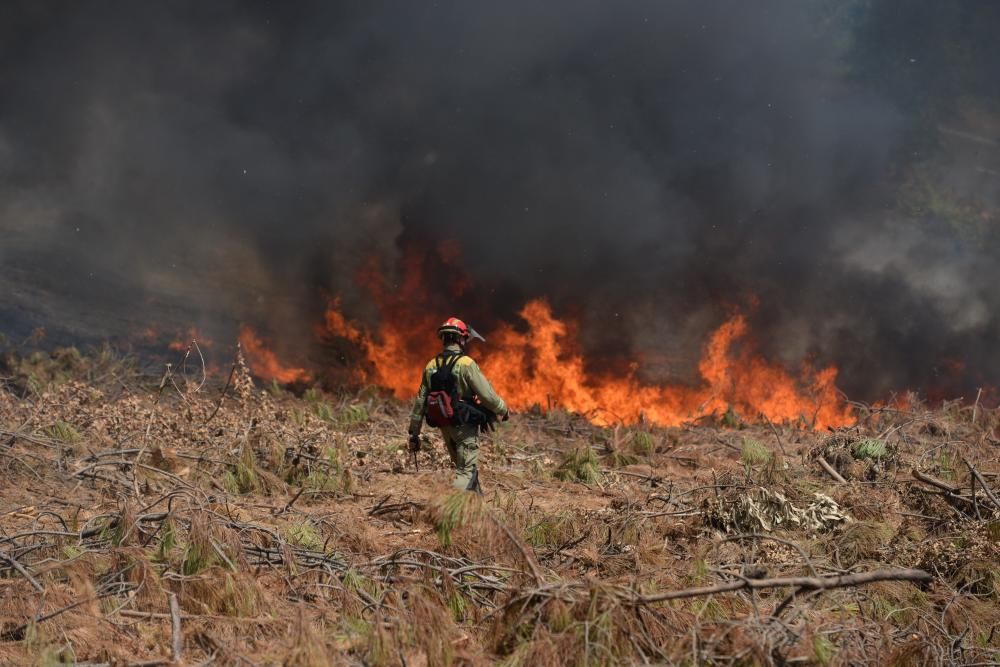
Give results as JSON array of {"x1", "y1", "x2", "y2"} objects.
[{"x1": 0, "y1": 347, "x2": 998, "y2": 665}]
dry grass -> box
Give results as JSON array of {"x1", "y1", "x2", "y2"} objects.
[{"x1": 0, "y1": 345, "x2": 998, "y2": 664}]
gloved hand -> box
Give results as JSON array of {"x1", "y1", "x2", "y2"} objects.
[{"x1": 408, "y1": 434, "x2": 421, "y2": 452}]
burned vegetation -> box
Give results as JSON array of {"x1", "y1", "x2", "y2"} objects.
[{"x1": 0, "y1": 344, "x2": 998, "y2": 666}]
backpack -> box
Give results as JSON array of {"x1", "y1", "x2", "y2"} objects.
[{"x1": 424, "y1": 352, "x2": 463, "y2": 427}]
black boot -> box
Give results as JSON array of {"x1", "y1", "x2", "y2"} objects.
[{"x1": 465, "y1": 465, "x2": 482, "y2": 495}]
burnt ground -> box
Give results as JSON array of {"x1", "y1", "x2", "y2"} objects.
[{"x1": 0, "y1": 346, "x2": 998, "y2": 666}]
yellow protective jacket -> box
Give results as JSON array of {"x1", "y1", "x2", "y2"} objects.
[{"x1": 408, "y1": 343, "x2": 508, "y2": 436}]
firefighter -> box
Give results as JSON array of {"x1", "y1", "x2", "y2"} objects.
[{"x1": 408, "y1": 317, "x2": 508, "y2": 492}]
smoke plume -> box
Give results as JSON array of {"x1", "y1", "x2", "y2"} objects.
[{"x1": 1, "y1": 1, "x2": 997, "y2": 402}]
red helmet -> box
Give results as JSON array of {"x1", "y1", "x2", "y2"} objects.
[
  {"x1": 437, "y1": 317, "x2": 469, "y2": 339},
  {"x1": 437, "y1": 317, "x2": 485, "y2": 342}
]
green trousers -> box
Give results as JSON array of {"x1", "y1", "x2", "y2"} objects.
[{"x1": 439, "y1": 423, "x2": 480, "y2": 490}]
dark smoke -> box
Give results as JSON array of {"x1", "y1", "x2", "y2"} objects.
[{"x1": 1, "y1": 1, "x2": 998, "y2": 401}]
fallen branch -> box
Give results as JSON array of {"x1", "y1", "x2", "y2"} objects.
[
  {"x1": 817, "y1": 456, "x2": 847, "y2": 484},
  {"x1": 169, "y1": 592, "x2": 183, "y2": 664},
  {"x1": 912, "y1": 469, "x2": 980, "y2": 513},
  {"x1": 634, "y1": 568, "x2": 931, "y2": 603},
  {"x1": 965, "y1": 460, "x2": 1000, "y2": 511},
  {"x1": 912, "y1": 469, "x2": 963, "y2": 495},
  {"x1": 370, "y1": 502, "x2": 423, "y2": 519},
  {"x1": 614, "y1": 469, "x2": 664, "y2": 485},
  {"x1": 541, "y1": 528, "x2": 592, "y2": 562},
  {"x1": 117, "y1": 610, "x2": 278, "y2": 624},
  {"x1": 0, "y1": 550, "x2": 44, "y2": 593},
  {"x1": 281, "y1": 488, "x2": 305, "y2": 514},
  {"x1": 486, "y1": 510, "x2": 544, "y2": 586}
]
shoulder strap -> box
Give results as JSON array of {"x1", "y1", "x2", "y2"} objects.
[{"x1": 435, "y1": 351, "x2": 464, "y2": 371}]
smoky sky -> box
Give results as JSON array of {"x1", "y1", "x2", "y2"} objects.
[{"x1": 0, "y1": 0, "x2": 997, "y2": 401}]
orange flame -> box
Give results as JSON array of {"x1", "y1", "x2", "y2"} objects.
[
  {"x1": 238, "y1": 326, "x2": 311, "y2": 384},
  {"x1": 167, "y1": 327, "x2": 214, "y2": 352},
  {"x1": 321, "y1": 297, "x2": 855, "y2": 429}
]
